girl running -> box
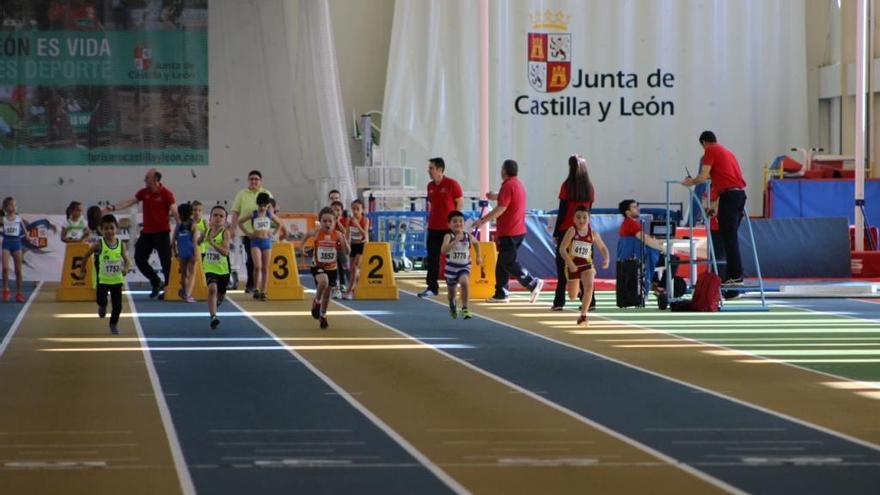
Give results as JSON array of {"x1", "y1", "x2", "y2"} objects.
[
  {"x1": 173, "y1": 203, "x2": 197, "y2": 302},
  {"x1": 344, "y1": 199, "x2": 370, "y2": 300},
  {"x1": 558, "y1": 207, "x2": 609, "y2": 326},
  {"x1": 1, "y1": 197, "x2": 29, "y2": 302},
  {"x1": 302, "y1": 207, "x2": 350, "y2": 329},
  {"x1": 203, "y1": 206, "x2": 232, "y2": 330},
  {"x1": 238, "y1": 193, "x2": 276, "y2": 301},
  {"x1": 330, "y1": 200, "x2": 348, "y2": 299},
  {"x1": 61, "y1": 201, "x2": 90, "y2": 243},
  {"x1": 192, "y1": 200, "x2": 208, "y2": 257}
]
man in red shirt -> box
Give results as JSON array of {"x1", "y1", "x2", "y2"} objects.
[
  {"x1": 108, "y1": 168, "x2": 179, "y2": 298},
  {"x1": 618, "y1": 200, "x2": 664, "y2": 250},
  {"x1": 418, "y1": 157, "x2": 463, "y2": 297},
  {"x1": 473, "y1": 159, "x2": 544, "y2": 303},
  {"x1": 682, "y1": 131, "x2": 747, "y2": 284}
]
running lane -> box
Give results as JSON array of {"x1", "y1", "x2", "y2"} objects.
[
  {"x1": 0, "y1": 282, "x2": 38, "y2": 345},
  {"x1": 338, "y1": 290, "x2": 880, "y2": 495},
  {"x1": 128, "y1": 294, "x2": 455, "y2": 495}
]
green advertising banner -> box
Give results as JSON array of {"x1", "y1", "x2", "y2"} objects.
[
  {"x1": 0, "y1": 31, "x2": 208, "y2": 86},
  {"x1": 0, "y1": 1, "x2": 208, "y2": 166}
]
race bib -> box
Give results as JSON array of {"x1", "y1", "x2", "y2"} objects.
[
  {"x1": 4, "y1": 223, "x2": 20, "y2": 237},
  {"x1": 351, "y1": 228, "x2": 364, "y2": 242},
  {"x1": 206, "y1": 250, "x2": 222, "y2": 264},
  {"x1": 66, "y1": 229, "x2": 84, "y2": 241},
  {"x1": 317, "y1": 246, "x2": 337, "y2": 264},
  {"x1": 448, "y1": 245, "x2": 469, "y2": 262},
  {"x1": 253, "y1": 217, "x2": 271, "y2": 231},
  {"x1": 102, "y1": 258, "x2": 123, "y2": 274},
  {"x1": 450, "y1": 251, "x2": 468, "y2": 261},
  {"x1": 572, "y1": 240, "x2": 592, "y2": 259}
]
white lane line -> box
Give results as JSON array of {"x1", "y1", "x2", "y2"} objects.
[
  {"x1": 334, "y1": 295, "x2": 744, "y2": 495},
  {"x1": 0, "y1": 282, "x2": 43, "y2": 359},
  {"x1": 229, "y1": 298, "x2": 471, "y2": 495},
  {"x1": 126, "y1": 287, "x2": 196, "y2": 495},
  {"x1": 566, "y1": 301, "x2": 880, "y2": 391},
  {"x1": 404, "y1": 289, "x2": 880, "y2": 457}
]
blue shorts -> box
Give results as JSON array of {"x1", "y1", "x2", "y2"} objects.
[
  {"x1": 2, "y1": 238, "x2": 22, "y2": 253},
  {"x1": 251, "y1": 237, "x2": 273, "y2": 251},
  {"x1": 177, "y1": 246, "x2": 195, "y2": 261}
]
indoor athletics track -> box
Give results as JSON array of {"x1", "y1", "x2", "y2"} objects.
[{"x1": 1, "y1": 277, "x2": 879, "y2": 494}]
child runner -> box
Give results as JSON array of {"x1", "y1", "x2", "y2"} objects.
[
  {"x1": 238, "y1": 193, "x2": 276, "y2": 301},
  {"x1": 192, "y1": 200, "x2": 208, "y2": 257},
  {"x1": 441, "y1": 210, "x2": 482, "y2": 319},
  {"x1": 1, "y1": 197, "x2": 29, "y2": 302},
  {"x1": 81, "y1": 214, "x2": 130, "y2": 334},
  {"x1": 86, "y1": 205, "x2": 103, "y2": 243},
  {"x1": 61, "y1": 201, "x2": 90, "y2": 243},
  {"x1": 173, "y1": 203, "x2": 197, "y2": 302},
  {"x1": 203, "y1": 206, "x2": 232, "y2": 329},
  {"x1": 329, "y1": 200, "x2": 348, "y2": 299},
  {"x1": 302, "y1": 207, "x2": 350, "y2": 329},
  {"x1": 344, "y1": 199, "x2": 370, "y2": 300},
  {"x1": 559, "y1": 206, "x2": 609, "y2": 326}
]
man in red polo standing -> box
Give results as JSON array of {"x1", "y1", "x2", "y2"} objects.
[
  {"x1": 418, "y1": 157, "x2": 464, "y2": 298},
  {"x1": 108, "y1": 168, "x2": 179, "y2": 298},
  {"x1": 473, "y1": 159, "x2": 544, "y2": 303},
  {"x1": 683, "y1": 131, "x2": 747, "y2": 284}
]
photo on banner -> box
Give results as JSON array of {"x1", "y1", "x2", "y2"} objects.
[{"x1": 0, "y1": 0, "x2": 208, "y2": 166}]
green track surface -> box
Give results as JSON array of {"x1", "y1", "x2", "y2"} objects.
[{"x1": 537, "y1": 292, "x2": 880, "y2": 383}]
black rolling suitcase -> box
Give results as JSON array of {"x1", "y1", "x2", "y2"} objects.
[
  {"x1": 616, "y1": 218, "x2": 647, "y2": 308},
  {"x1": 616, "y1": 258, "x2": 645, "y2": 308}
]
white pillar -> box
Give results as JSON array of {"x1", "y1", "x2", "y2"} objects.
[
  {"x1": 855, "y1": 0, "x2": 869, "y2": 250},
  {"x1": 479, "y1": 0, "x2": 490, "y2": 240}
]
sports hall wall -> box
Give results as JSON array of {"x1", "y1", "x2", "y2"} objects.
[
  {"x1": 0, "y1": 0, "x2": 359, "y2": 214},
  {"x1": 0, "y1": 1, "x2": 868, "y2": 215},
  {"x1": 382, "y1": 0, "x2": 809, "y2": 214}
]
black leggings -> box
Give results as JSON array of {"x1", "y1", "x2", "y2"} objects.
[
  {"x1": 134, "y1": 232, "x2": 172, "y2": 289},
  {"x1": 494, "y1": 235, "x2": 536, "y2": 298},
  {"x1": 717, "y1": 190, "x2": 746, "y2": 280},
  {"x1": 425, "y1": 229, "x2": 447, "y2": 293},
  {"x1": 242, "y1": 236, "x2": 255, "y2": 290},
  {"x1": 97, "y1": 283, "x2": 123, "y2": 325}
]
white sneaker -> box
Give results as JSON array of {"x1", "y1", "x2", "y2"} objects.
[
  {"x1": 343, "y1": 291, "x2": 354, "y2": 300},
  {"x1": 417, "y1": 289, "x2": 438, "y2": 298},
  {"x1": 529, "y1": 279, "x2": 545, "y2": 304},
  {"x1": 331, "y1": 288, "x2": 342, "y2": 300},
  {"x1": 485, "y1": 296, "x2": 510, "y2": 303}
]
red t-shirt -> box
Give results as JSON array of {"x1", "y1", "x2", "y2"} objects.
[
  {"x1": 496, "y1": 176, "x2": 527, "y2": 237},
  {"x1": 556, "y1": 181, "x2": 594, "y2": 233},
  {"x1": 619, "y1": 217, "x2": 642, "y2": 237},
  {"x1": 702, "y1": 143, "x2": 746, "y2": 192},
  {"x1": 135, "y1": 185, "x2": 176, "y2": 234},
  {"x1": 427, "y1": 176, "x2": 463, "y2": 230}
]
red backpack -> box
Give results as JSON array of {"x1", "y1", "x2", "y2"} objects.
[{"x1": 689, "y1": 271, "x2": 722, "y2": 312}]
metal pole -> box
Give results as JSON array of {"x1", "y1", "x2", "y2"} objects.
[
  {"x1": 869, "y1": 0, "x2": 875, "y2": 179},
  {"x1": 665, "y1": 182, "x2": 673, "y2": 300},
  {"x1": 856, "y1": 0, "x2": 869, "y2": 250},
  {"x1": 743, "y1": 206, "x2": 766, "y2": 307},
  {"x1": 479, "y1": 0, "x2": 490, "y2": 240}
]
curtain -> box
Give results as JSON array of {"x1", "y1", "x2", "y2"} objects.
[{"x1": 382, "y1": 0, "x2": 808, "y2": 213}]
